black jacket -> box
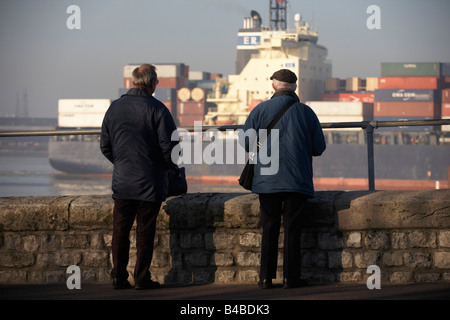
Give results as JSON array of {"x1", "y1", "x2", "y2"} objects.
[{"x1": 100, "y1": 88, "x2": 179, "y2": 202}]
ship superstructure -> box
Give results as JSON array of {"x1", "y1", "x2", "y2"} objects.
[{"x1": 204, "y1": 2, "x2": 332, "y2": 125}]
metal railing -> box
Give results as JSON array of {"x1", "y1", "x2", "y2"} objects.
[{"x1": 1, "y1": 119, "x2": 450, "y2": 191}]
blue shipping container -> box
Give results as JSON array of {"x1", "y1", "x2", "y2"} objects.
[{"x1": 374, "y1": 89, "x2": 438, "y2": 102}]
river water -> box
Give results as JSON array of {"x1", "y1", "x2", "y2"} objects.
[{"x1": 0, "y1": 152, "x2": 244, "y2": 197}]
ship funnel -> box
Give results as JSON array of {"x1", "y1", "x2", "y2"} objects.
[{"x1": 243, "y1": 10, "x2": 262, "y2": 30}]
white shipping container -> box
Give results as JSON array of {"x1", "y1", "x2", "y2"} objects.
[
  {"x1": 123, "y1": 64, "x2": 182, "y2": 78},
  {"x1": 58, "y1": 112, "x2": 106, "y2": 128},
  {"x1": 58, "y1": 99, "x2": 110, "y2": 114},
  {"x1": 305, "y1": 101, "x2": 373, "y2": 117},
  {"x1": 123, "y1": 65, "x2": 140, "y2": 78},
  {"x1": 189, "y1": 71, "x2": 210, "y2": 81}
]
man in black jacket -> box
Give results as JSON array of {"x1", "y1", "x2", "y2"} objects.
[{"x1": 100, "y1": 64, "x2": 179, "y2": 289}]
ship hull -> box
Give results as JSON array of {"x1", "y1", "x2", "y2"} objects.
[{"x1": 48, "y1": 139, "x2": 449, "y2": 189}]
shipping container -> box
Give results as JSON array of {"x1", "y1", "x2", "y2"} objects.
[
  {"x1": 58, "y1": 113, "x2": 106, "y2": 128},
  {"x1": 374, "y1": 102, "x2": 440, "y2": 117},
  {"x1": 178, "y1": 101, "x2": 206, "y2": 115},
  {"x1": 374, "y1": 89, "x2": 439, "y2": 102},
  {"x1": 58, "y1": 99, "x2": 110, "y2": 113},
  {"x1": 210, "y1": 73, "x2": 222, "y2": 80},
  {"x1": 374, "y1": 117, "x2": 434, "y2": 132},
  {"x1": 320, "y1": 93, "x2": 374, "y2": 103},
  {"x1": 123, "y1": 77, "x2": 133, "y2": 89},
  {"x1": 442, "y1": 116, "x2": 450, "y2": 132},
  {"x1": 381, "y1": 62, "x2": 441, "y2": 77},
  {"x1": 194, "y1": 80, "x2": 216, "y2": 91},
  {"x1": 123, "y1": 63, "x2": 186, "y2": 78},
  {"x1": 378, "y1": 77, "x2": 442, "y2": 89},
  {"x1": 305, "y1": 101, "x2": 373, "y2": 117},
  {"x1": 178, "y1": 114, "x2": 205, "y2": 127},
  {"x1": 441, "y1": 63, "x2": 450, "y2": 77},
  {"x1": 123, "y1": 65, "x2": 139, "y2": 78},
  {"x1": 345, "y1": 77, "x2": 365, "y2": 92},
  {"x1": 444, "y1": 77, "x2": 450, "y2": 89},
  {"x1": 325, "y1": 78, "x2": 345, "y2": 92},
  {"x1": 189, "y1": 71, "x2": 211, "y2": 81},
  {"x1": 154, "y1": 88, "x2": 177, "y2": 102},
  {"x1": 366, "y1": 77, "x2": 379, "y2": 91},
  {"x1": 442, "y1": 103, "x2": 450, "y2": 117},
  {"x1": 442, "y1": 89, "x2": 450, "y2": 103}
]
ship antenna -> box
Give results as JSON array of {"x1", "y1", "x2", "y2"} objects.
[{"x1": 270, "y1": 0, "x2": 287, "y2": 31}]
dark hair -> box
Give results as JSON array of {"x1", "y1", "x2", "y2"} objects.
[{"x1": 132, "y1": 64, "x2": 157, "y2": 88}]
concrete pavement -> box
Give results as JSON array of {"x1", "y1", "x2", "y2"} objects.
[{"x1": 1, "y1": 282, "x2": 449, "y2": 300}]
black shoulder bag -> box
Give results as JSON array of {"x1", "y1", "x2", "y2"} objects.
[{"x1": 238, "y1": 99, "x2": 297, "y2": 191}]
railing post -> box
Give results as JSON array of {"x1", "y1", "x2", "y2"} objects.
[{"x1": 365, "y1": 121, "x2": 376, "y2": 191}]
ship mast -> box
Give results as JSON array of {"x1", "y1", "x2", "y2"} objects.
[{"x1": 270, "y1": 0, "x2": 287, "y2": 31}]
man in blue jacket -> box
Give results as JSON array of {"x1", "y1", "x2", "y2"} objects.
[
  {"x1": 240, "y1": 69, "x2": 326, "y2": 289},
  {"x1": 100, "y1": 64, "x2": 179, "y2": 289}
]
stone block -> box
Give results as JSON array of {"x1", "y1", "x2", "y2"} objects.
[
  {"x1": 0, "y1": 196, "x2": 73, "y2": 231},
  {"x1": 438, "y1": 231, "x2": 450, "y2": 248},
  {"x1": 336, "y1": 190, "x2": 450, "y2": 230},
  {"x1": 69, "y1": 195, "x2": 113, "y2": 230},
  {"x1": 434, "y1": 252, "x2": 450, "y2": 269}
]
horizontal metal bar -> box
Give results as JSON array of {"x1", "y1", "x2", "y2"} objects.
[{"x1": 0, "y1": 119, "x2": 449, "y2": 137}]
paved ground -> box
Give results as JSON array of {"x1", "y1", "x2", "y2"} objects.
[{"x1": 1, "y1": 281, "x2": 449, "y2": 300}]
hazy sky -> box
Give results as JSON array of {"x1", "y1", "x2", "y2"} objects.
[{"x1": 1, "y1": 0, "x2": 449, "y2": 118}]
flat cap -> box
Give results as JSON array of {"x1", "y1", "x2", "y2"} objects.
[{"x1": 270, "y1": 69, "x2": 298, "y2": 84}]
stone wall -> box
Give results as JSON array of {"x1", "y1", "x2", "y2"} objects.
[{"x1": 0, "y1": 190, "x2": 449, "y2": 285}]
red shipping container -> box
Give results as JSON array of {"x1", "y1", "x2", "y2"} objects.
[
  {"x1": 178, "y1": 101, "x2": 206, "y2": 115},
  {"x1": 442, "y1": 89, "x2": 450, "y2": 103},
  {"x1": 374, "y1": 102, "x2": 439, "y2": 117},
  {"x1": 378, "y1": 77, "x2": 441, "y2": 89},
  {"x1": 442, "y1": 103, "x2": 450, "y2": 117},
  {"x1": 321, "y1": 93, "x2": 374, "y2": 103},
  {"x1": 158, "y1": 77, "x2": 179, "y2": 88}
]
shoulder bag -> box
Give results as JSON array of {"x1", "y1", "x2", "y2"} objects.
[{"x1": 168, "y1": 166, "x2": 188, "y2": 196}]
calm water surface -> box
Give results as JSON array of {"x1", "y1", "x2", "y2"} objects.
[{"x1": 0, "y1": 152, "x2": 244, "y2": 197}]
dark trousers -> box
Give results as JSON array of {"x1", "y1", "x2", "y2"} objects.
[
  {"x1": 258, "y1": 192, "x2": 308, "y2": 280},
  {"x1": 111, "y1": 199, "x2": 161, "y2": 285}
]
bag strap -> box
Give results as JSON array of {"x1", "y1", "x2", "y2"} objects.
[{"x1": 256, "y1": 98, "x2": 298, "y2": 152}]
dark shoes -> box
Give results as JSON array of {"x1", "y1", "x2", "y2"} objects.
[
  {"x1": 112, "y1": 278, "x2": 132, "y2": 289},
  {"x1": 134, "y1": 279, "x2": 161, "y2": 290},
  {"x1": 258, "y1": 279, "x2": 274, "y2": 289},
  {"x1": 258, "y1": 278, "x2": 307, "y2": 289}
]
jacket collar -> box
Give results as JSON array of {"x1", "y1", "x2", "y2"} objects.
[
  {"x1": 271, "y1": 89, "x2": 300, "y2": 102},
  {"x1": 123, "y1": 87, "x2": 152, "y2": 97}
]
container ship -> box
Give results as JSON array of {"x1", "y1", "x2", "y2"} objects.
[{"x1": 49, "y1": 0, "x2": 450, "y2": 190}]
